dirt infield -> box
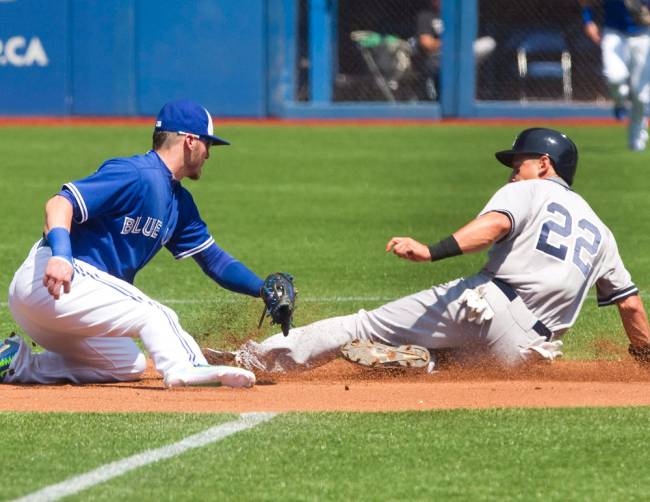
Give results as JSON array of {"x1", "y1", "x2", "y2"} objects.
[{"x1": 1, "y1": 359, "x2": 649, "y2": 413}]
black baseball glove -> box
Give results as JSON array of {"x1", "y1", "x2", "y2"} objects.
[
  {"x1": 628, "y1": 343, "x2": 650, "y2": 365},
  {"x1": 259, "y1": 272, "x2": 296, "y2": 336}
]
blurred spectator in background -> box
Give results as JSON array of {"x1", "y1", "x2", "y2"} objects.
[
  {"x1": 414, "y1": 0, "x2": 443, "y2": 100},
  {"x1": 581, "y1": 0, "x2": 650, "y2": 151},
  {"x1": 414, "y1": 0, "x2": 496, "y2": 101}
]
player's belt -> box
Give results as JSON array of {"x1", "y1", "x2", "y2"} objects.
[{"x1": 491, "y1": 278, "x2": 552, "y2": 341}]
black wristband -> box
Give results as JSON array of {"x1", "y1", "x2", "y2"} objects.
[{"x1": 427, "y1": 235, "x2": 462, "y2": 262}]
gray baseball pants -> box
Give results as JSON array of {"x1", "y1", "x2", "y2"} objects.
[{"x1": 238, "y1": 273, "x2": 550, "y2": 372}]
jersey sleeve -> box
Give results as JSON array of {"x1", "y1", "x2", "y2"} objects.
[
  {"x1": 595, "y1": 232, "x2": 638, "y2": 306},
  {"x1": 56, "y1": 190, "x2": 82, "y2": 222},
  {"x1": 58, "y1": 160, "x2": 141, "y2": 224},
  {"x1": 165, "y1": 186, "x2": 214, "y2": 259},
  {"x1": 478, "y1": 181, "x2": 534, "y2": 240}
]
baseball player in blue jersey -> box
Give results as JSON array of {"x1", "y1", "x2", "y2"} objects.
[
  {"x1": 204, "y1": 128, "x2": 650, "y2": 373},
  {"x1": 581, "y1": 0, "x2": 650, "y2": 150},
  {"x1": 1, "y1": 100, "x2": 279, "y2": 388}
]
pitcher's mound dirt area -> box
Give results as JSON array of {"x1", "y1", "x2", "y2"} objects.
[{"x1": 1, "y1": 359, "x2": 649, "y2": 413}]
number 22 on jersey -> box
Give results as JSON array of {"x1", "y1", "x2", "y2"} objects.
[{"x1": 535, "y1": 202, "x2": 602, "y2": 277}]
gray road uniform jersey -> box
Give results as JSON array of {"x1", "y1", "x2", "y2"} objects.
[
  {"x1": 480, "y1": 177, "x2": 637, "y2": 333},
  {"x1": 236, "y1": 177, "x2": 637, "y2": 372}
]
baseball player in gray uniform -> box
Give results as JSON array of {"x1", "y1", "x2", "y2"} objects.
[{"x1": 205, "y1": 128, "x2": 650, "y2": 372}]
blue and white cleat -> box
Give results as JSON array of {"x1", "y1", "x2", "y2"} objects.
[{"x1": 0, "y1": 335, "x2": 20, "y2": 382}]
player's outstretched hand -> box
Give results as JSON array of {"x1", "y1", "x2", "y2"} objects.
[
  {"x1": 386, "y1": 237, "x2": 431, "y2": 262},
  {"x1": 43, "y1": 257, "x2": 73, "y2": 300}
]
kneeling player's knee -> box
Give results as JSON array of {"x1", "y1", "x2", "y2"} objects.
[{"x1": 143, "y1": 304, "x2": 181, "y2": 330}]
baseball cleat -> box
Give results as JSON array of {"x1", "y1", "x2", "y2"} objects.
[
  {"x1": 341, "y1": 339, "x2": 430, "y2": 368},
  {"x1": 202, "y1": 348, "x2": 238, "y2": 366},
  {"x1": 0, "y1": 334, "x2": 20, "y2": 382}
]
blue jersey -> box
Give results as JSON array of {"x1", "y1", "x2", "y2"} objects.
[
  {"x1": 603, "y1": 0, "x2": 650, "y2": 34},
  {"x1": 59, "y1": 150, "x2": 213, "y2": 283}
]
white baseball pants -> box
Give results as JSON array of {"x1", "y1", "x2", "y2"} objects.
[
  {"x1": 238, "y1": 273, "x2": 552, "y2": 372},
  {"x1": 7, "y1": 240, "x2": 212, "y2": 384}
]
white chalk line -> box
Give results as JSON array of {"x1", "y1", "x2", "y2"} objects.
[{"x1": 15, "y1": 412, "x2": 277, "y2": 502}]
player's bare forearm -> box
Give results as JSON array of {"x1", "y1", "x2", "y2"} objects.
[
  {"x1": 453, "y1": 211, "x2": 511, "y2": 254},
  {"x1": 386, "y1": 212, "x2": 510, "y2": 262},
  {"x1": 579, "y1": 0, "x2": 600, "y2": 44},
  {"x1": 43, "y1": 195, "x2": 74, "y2": 299},
  {"x1": 43, "y1": 195, "x2": 73, "y2": 234},
  {"x1": 617, "y1": 294, "x2": 650, "y2": 346}
]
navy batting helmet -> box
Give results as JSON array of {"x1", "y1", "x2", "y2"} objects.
[{"x1": 495, "y1": 128, "x2": 578, "y2": 185}]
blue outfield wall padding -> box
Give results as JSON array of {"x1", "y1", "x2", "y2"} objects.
[
  {"x1": 279, "y1": 102, "x2": 442, "y2": 120},
  {"x1": 457, "y1": 0, "x2": 478, "y2": 118},
  {"x1": 472, "y1": 102, "x2": 613, "y2": 119},
  {"x1": 0, "y1": 0, "x2": 70, "y2": 115},
  {"x1": 71, "y1": 0, "x2": 137, "y2": 115},
  {"x1": 309, "y1": 0, "x2": 335, "y2": 103},
  {"x1": 136, "y1": 0, "x2": 267, "y2": 117},
  {"x1": 0, "y1": 1, "x2": 620, "y2": 119}
]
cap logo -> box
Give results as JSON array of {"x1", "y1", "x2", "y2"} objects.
[
  {"x1": 204, "y1": 107, "x2": 213, "y2": 136},
  {"x1": 155, "y1": 120, "x2": 162, "y2": 127}
]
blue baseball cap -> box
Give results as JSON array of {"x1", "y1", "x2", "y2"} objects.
[{"x1": 154, "y1": 99, "x2": 230, "y2": 146}]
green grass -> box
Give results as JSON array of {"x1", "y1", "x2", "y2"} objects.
[
  {"x1": 1, "y1": 123, "x2": 647, "y2": 354},
  {"x1": 2, "y1": 412, "x2": 236, "y2": 500},
  {"x1": 5, "y1": 408, "x2": 650, "y2": 501},
  {"x1": 2, "y1": 123, "x2": 650, "y2": 501}
]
